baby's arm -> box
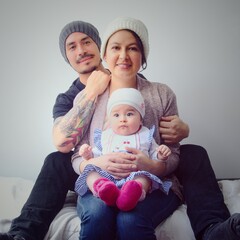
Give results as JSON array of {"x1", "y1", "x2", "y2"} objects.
[
  {"x1": 156, "y1": 144, "x2": 171, "y2": 161},
  {"x1": 79, "y1": 143, "x2": 93, "y2": 160}
]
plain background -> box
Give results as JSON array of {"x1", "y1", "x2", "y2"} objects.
[{"x1": 0, "y1": 0, "x2": 239, "y2": 180}]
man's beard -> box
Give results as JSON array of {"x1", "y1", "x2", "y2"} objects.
[
  {"x1": 77, "y1": 54, "x2": 101, "y2": 74},
  {"x1": 78, "y1": 57, "x2": 102, "y2": 74},
  {"x1": 80, "y1": 65, "x2": 98, "y2": 74}
]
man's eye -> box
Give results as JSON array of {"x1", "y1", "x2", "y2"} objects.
[
  {"x1": 84, "y1": 41, "x2": 91, "y2": 45},
  {"x1": 69, "y1": 45, "x2": 75, "y2": 50}
]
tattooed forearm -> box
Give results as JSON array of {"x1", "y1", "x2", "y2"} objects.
[
  {"x1": 60, "y1": 104, "x2": 93, "y2": 147},
  {"x1": 54, "y1": 91, "x2": 96, "y2": 148}
]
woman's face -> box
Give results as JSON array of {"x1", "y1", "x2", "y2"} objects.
[{"x1": 104, "y1": 30, "x2": 142, "y2": 79}]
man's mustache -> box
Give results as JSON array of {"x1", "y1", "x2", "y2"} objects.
[{"x1": 76, "y1": 54, "x2": 94, "y2": 63}]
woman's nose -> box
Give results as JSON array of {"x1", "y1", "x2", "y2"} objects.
[{"x1": 119, "y1": 49, "x2": 128, "y2": 59}]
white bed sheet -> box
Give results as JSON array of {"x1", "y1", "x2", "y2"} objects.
[{"x1": 0, "y1": 177, "x2": 239, "y2": 240}]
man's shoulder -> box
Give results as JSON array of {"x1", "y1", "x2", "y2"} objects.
[
  {"x1": 66, "y1": 78, "x2": 85, "y2": 94},
  {"x1": 52, "y1": 78, "x2": 84, "y2": 119}
]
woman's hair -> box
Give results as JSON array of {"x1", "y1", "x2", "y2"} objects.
[{"x1": 129, "y1": 30, "x2": 147, "y2": 70}]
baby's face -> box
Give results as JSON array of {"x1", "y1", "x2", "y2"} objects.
[{"x1": 109, "y1": 104, "x2": 142, "y2": 136}]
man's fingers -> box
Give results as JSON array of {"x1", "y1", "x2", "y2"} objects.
[{"x1": 161, "y1": 115, "x2": 175, "y2": 122}]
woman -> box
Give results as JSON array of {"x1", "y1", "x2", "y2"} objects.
[{"x1": 73, "y1": 17, "x2": 182, "y2": 240}]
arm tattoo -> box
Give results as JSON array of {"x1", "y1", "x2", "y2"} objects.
[{"x1": 56, "y1": 92, "x2": 95, "y2": 148}]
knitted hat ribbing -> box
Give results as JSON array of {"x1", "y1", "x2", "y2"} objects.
[
  {"x1": 101, "y1": 17, "x2": 149, "y2": 59},
  {"x1": 107, "y1": 88, "x2": 145, "y2": 118},
  {"x1": 59, "y1": 21, "x2": 101, "y2": 63}
]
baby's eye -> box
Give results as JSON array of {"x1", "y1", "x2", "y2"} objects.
[
  {"x1": 113, "y1": 113, "x2": 119, "y2": 117},
  {"x1": 127, "y1": 112, "x2": 133, "y2": 116}
]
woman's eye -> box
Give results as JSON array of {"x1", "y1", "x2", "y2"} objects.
[
  {"x1": 129, "y1": 47, "x2": 138, "y2": 51},
  {"x1": 112, "y1": 46, "x2": 120, "y2": 50}
]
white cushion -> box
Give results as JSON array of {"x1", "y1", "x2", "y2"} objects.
[{"x1": 1, "y1": 177, "x2": 240, "y2": 240}]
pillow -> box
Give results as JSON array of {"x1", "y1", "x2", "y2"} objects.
[
  {"x1": 218, "y1": 179, "x2": 240, "y2": 214},
  {"x1": 0, "y1": 177, "x2": 34, "y2": 233},
  {"x1": 0, "y1": 177, "x2": 34, "y2": 219}
]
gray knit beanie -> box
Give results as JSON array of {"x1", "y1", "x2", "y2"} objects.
[
  {"x1": 59, "y1": 20, "x2": 101, "y2": 63},
  {"x1": 101, "y1": 17, "x2": 149, "y2": 59}
]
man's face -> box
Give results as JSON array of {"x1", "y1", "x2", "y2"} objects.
[{"x1": 65, "y1": 32, "x2": 101, "y2": 74}]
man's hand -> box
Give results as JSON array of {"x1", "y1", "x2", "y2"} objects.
[
  {"x1": 159, "y1": 115, "x2": 189, "y2": 144},
  {"x1": 84, "y1": 70, "x2": 111, "y2": 100}
]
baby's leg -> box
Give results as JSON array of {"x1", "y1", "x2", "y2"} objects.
[
  {"x1": 133, "y1": 175, "x2": 152, "y2": 200},
  {"x1": 116, "y1": 175, "x2": 151, "y2": 211},
  {"x1": 87, "y1": 172, "x2": 119, "y2": 206},
  {"x1": 86, "y1": 171, "x2": 103, "y2": 193}
]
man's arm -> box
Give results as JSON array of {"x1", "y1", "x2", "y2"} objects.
[
  {"x1": 53, "y1": 90, "x2": 96, "y2": 153},
  {"x1": 159, "y1": 115, "x2": 189, "y2": 144},
  {"x1": 53, "y1": 70, "x2": 111, "y2": 153}
]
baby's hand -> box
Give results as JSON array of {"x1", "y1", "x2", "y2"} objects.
[
  {"x1": 79, "y1": 144, "x2": 92, "y2": 160},
  {"x1": 156, "y1": 145, "x2": 171, "y2": 161}
]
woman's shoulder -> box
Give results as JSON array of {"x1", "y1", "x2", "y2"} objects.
[
  {"x1": 137, "y1": 75, "x2": 175, "y2": 96},
  {"x1": 137, "y1": 75, "x2": 171, "y2": 89}
]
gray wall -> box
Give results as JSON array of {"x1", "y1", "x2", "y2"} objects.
[{"x1": 0, "y1": 0, "x2": 240, "y2": 180}]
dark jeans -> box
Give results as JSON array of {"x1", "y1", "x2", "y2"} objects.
[
  {"x1": 175, "y1": 145, "x2": 230, "y2": 239},
  {"x1": 9, "y1": 151, "x2": 77, "y2": 240},
  {"x1": 8, "y1": 145, "x2": 230, "y2": 240},
  {"x1": 77, "y1": 190, "x2": 180, "y2": 240}
]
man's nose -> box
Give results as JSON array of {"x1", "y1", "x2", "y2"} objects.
[{"x1": 77, "y1": 45, "x2": 85, "y2": 55}]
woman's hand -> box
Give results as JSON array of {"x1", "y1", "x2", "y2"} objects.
[
  {"x1": 87, "y1": 152, "x2": 138, "y2": 179},
  {"x1": 125, "y1": 147, "x2": 167, "y2": 177}
]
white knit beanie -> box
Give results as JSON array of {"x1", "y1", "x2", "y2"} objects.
[
  {"x1": 107, "y1": 88, "x2": 145, "y2": 118},
  {"x1": 101, "y1": 17, "x2": 149, "y2": 59}
]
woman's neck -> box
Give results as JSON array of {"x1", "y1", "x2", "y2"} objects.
[{"x1": 109, "y1": 75, "x2": 137, "y2": 94}]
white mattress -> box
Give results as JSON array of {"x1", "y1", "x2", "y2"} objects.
[{"x1": 0, "y1": 177, "x2": 239, "y2": 240}]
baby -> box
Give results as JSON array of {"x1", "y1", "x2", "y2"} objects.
[{"x1": 74, "y1": 88, "x2": 172, "y2": 211}]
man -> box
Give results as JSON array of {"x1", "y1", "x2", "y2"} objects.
[{"x1": 1, "y1": 20, "x2": 239, "y2": 240}]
